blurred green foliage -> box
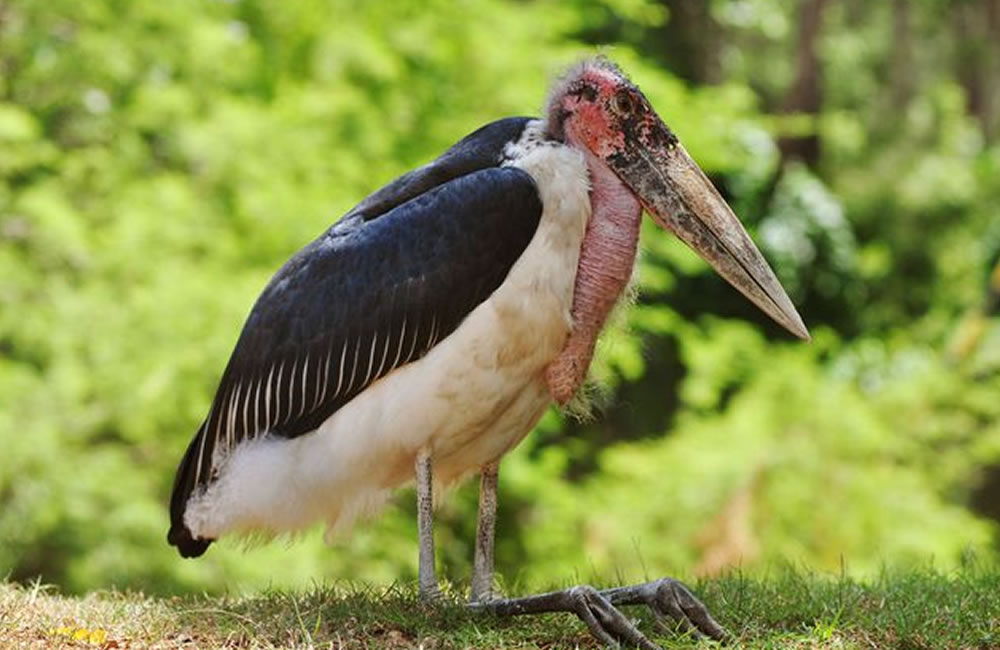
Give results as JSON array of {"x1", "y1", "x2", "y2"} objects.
[{"x1": 1, "y1": 0, "x2": 999, "y2": 595}]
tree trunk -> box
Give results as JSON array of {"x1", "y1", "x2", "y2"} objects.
[
  {"x1": 984, "y1": 0, "x2": 999, "y2": 143},
  {"x1": 890, "y1": 0, "x2": 913, "y2": 110},
  {"x1": 778, "y1": 0, "x2": 831, "y2": 167},
  {"x1": 954, "y1": 0, "x2": 999, "y2": 144},
  {"x1": 655, "y1": 0, "x2": 722, "y2": 85}
]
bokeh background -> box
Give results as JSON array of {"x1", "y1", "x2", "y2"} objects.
[{"x1": 2, "y1": 0, "x2": 1000, "y2": 596}]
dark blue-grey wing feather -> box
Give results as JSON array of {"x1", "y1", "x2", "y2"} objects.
[
  {"x1": 169, "y1": 146, "x2": 542, "y2": 557},
  {"x1": 346, "y1": 117, "x2": 532, "y2": 221},
  {"x1": 218, "y1": 166, "x2": 541, "y2": 443}
]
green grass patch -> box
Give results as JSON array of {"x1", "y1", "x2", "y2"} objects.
[{"x1": 2, "y1": 565, "x2": 998, "y2": 648}]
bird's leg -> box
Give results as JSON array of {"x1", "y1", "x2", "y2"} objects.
[
  {"x1": 459, "y1": 461, "x2": 725, "y2": 647},
  {"x1": 469, "y1": 461, "x2": 499, "y2": 603},
  {"x1": 471, "y1": 578, "x2": 727, "y2": 648},
  {"x1": 459, "y1": 464, "x2": 725, "y2": 646},
  {"x1": 415, "y1": 448, "x2": 440, "y2": 600}
]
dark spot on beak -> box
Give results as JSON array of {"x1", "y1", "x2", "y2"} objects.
[
  {"x1": 606, "y1": 103, "x2": 679, "y2": 176},
  {"x1": 608, "y1": 86, "x2": 678, "y2": 154},
  {"x1": 645, "y1": 119, "x2": 679, "y2": 150}
]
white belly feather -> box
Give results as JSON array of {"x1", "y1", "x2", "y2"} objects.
[{"x1": 184, "y1": 139, "x2": 591, "y2": 541}]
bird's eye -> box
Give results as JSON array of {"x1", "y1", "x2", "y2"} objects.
[{"x1": 614, "y1": 92, "x2": 634, "y2": 115}]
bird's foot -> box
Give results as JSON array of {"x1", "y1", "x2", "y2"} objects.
[
  {"x1": 601, "y1": 578, "x2": 728, "y2": 643},
  {"x1": 471, "y1": 584, "x2": 660, "y2": 649},
  {"x1": 470, "y1": 577, "x2": 726, "y2": 648}
]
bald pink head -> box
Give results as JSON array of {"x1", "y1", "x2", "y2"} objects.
[
  {"x1": 546, "y1": 58, "x2": 677, "y2": 161},
  {"x1": 543, "y1": 57, "x2": 810, "y2": 342}
]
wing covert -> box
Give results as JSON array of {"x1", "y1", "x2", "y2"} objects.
[{"x1": 169, "y1": 165, "x2": 542, "y2": 555}]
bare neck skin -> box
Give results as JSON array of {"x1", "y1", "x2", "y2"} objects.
[{"x1": 545, "y1": 150, "x2": 641, "y2": 404}]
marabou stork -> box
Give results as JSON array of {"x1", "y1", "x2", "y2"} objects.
[{"x1": 169, "y1": 57, "x2": 808, "y2": 647}]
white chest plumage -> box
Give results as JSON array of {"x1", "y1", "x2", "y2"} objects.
[{"x1": 183, "y1": 133, "x2": 592, "y2": 541}]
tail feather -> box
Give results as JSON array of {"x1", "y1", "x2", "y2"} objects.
[{"x1": 168, "y1": 423, "x2": 215, "y2": 558}]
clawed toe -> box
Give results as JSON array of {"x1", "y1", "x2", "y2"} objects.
[
  {"x1": 565, "y1": 585, "x2": 661, "y2": 650},
  {"x1": 471, "y1": 576, "x2": 726, "y2": 649},
  {"x1": 602, "y1": 577, "x2": 729, "y2": 643}
]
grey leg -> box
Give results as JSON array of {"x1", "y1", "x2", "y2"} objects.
[
  {"x1": 415, "y1": 448, "x2": 440, "y2": 600},
  {"x1": 469, "y1": 461, "x2": 499, "y2": 603}
]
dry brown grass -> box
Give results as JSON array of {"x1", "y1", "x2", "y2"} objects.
[{"x1": 1, "y1": 582, "x2": 214, "y2": 649}]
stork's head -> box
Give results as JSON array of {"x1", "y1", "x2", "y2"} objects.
[{"x1": 547, "y1": 58, "x2": 809, "y2": 341}]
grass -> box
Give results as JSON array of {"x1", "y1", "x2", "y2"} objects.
[{"x1": 2, "y1": 565, "x2": 999, "y2": 649}]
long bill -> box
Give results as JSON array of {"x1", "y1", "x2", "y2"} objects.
[{"x1": 617, "y1": 141, "x2": 810, "y2": 341}]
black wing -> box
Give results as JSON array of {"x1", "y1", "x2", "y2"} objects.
[
  {"x1": 346, "y1": 117, "x2": 533, "y2": 221},
  {"x1": 169, "y1": 127, "x2": 542, "y2": 557}
]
